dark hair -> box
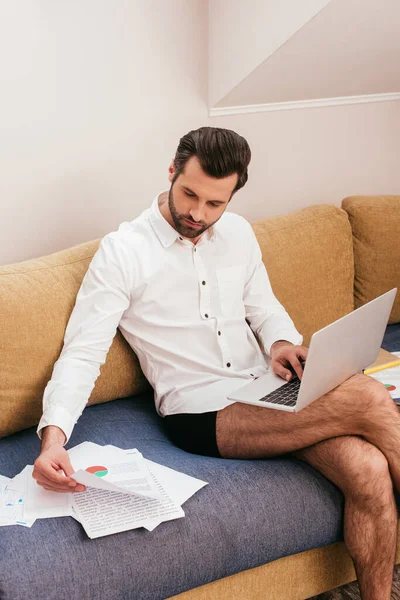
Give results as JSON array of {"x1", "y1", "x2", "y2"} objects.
[{"x1": 172, "y1": 127, "x2": 251, "y2": 195}]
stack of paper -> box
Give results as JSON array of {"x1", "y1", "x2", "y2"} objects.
[
  {"x1": 0, "y1": 469, "x2": 35, "y2": 528},
  {"x1": 368, "y1": 350, "x2": 400, "y2": 403},
  {"x1": 1, "y1": 442, "x2": 208, "y2": 539}
]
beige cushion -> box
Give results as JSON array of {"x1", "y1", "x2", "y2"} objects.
[
  {"x1": 341, "y1": 195, "x2": 400, "y2": 324},
  {"x1": 0, "y1": 240, "x2": 151, "y2": 438},
  {"x1": 251, "y1": 205, "x2": 354, "y2": 346},
  {"x1": 168, "y1": 532, "x2": 400, "y2": 600}
]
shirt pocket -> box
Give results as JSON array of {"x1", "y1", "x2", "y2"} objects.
[{"x1": 216, "y1": 265, "x2": 246, "y2": 316}]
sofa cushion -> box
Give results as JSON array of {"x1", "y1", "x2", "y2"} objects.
[
  {"x1": 341, "y1": 195, "x2": 400, "y2": 324},
  {"x1": 0, "y1": 240, "x2": 151, "y2": 438},
  {"x1": 0, "y1": 325, "x2": 399, "y2": 600},
  {"x1": 251, "y1": 205, "x2": 354, "y2": 346},
  {"x1": 0, "y1": 398, "x2": 346, "y2": 600}
]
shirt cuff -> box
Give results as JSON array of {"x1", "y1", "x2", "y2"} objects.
[
  {"x1": 259, "y1": 326, "x2": 303, "y2": 357},
  {"x1": 36, "y1": 407, "x2": 76, "y2": 447}
]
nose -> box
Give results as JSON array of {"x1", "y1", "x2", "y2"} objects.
[{"x1": 189, "y1": 208, "x2": 205, "y2": 223}]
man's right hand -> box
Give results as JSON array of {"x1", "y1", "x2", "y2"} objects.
[{"x1": 32, "y1": 426, "x2": 86, "y2": 493}]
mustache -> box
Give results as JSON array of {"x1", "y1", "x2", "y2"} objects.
[{"x1": 184, "y1": 218, "x2": 202, "y2": 226}]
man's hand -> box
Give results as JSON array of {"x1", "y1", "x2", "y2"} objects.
[
  {"x1": 270, "y1": 340, "x2": 308, "y2": 382},
  {"x1": 32, "y1": 426, "x2": 86, "y2": 493}
]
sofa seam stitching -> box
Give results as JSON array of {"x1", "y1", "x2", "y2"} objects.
[
  {"x1": 0, "y1": 254, "x2": 97, "y2": 277},
  {"x1": 252, "y1": 210, "x2": 349, "y2": 234}
]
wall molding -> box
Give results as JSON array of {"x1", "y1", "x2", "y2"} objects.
[{"x1": 209, "y1": 92, "x2": 400, "y2": 117}]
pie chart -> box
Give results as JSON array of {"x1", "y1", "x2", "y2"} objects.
[
  {"x1": 86, "y1": 465, "x2": 108, "y2": 477},
  {"x1": 385, "y1": 384, "x2": 397, "y2": 392}
]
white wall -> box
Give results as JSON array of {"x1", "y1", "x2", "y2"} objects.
[
  {"x1": 208, "y1": 0, "x2": 332, "y2": 107},
  {"x1": 0, "y1": 1, "x2": 208, "y2": 264},
  {"x1": 210, "y1": 99, "x2": 400, "y2": 222},
  {"x1": 1, "y1": 2, "x2": 399, "y2": 265}
]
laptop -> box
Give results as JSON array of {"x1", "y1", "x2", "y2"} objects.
[{"x1": 227, "y1": 288, "x2": 397, "y2": 412}]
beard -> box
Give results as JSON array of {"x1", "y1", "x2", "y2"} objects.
[{"x1": 168, "y1": 184, "x2": 208, "y2": 238}]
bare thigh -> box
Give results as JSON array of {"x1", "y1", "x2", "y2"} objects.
[{"x1": 215, "y1": 373, "x2": 393, "y2": 459}]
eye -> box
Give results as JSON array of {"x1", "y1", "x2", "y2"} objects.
[{"x1": 184, "y1": 190, "x2": 220, "y2": 207}]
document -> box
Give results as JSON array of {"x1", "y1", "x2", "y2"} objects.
[
  {"x1": 71, "y1": 469, "x2": 184, "y2": 539},
  {"x1": 68, "y1": 442, "x2": 185, "y2": 538},
  {"x1": 1, "y1": 442, "x2": 208, "y2": 538},
  {"x1": 368, "y1": 352, "x2": 400, "y2": 402},
  {"x1": 71, "y1": 457, "x2": 161, "y2": 500},
  {"x1": 24, "y1": 465, "x2": 73, "y2": 520},
  {"x1": 142, "y1": 458, "x2": 208, "y2": 531},
  {"x1": 100, "y1": 446, "x2": 208, "y2": 531},
  {"x1": 0, "y1": 467, "x2": 35, "y2": 527},
  {"x1": 68, "y1": 443, "x2": 161, "y2": 499}
]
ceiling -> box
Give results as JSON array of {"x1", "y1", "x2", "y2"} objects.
[{"x1": 210, "y1": 0, "x2": 400, "y2": 109}]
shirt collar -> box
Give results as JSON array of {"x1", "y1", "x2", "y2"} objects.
[{"x1": 148, "y1": 191, "x2": 217, "y2": 248}]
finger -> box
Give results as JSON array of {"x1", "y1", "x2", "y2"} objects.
[
  {"x1": 57, "y1": 456, "x2": 75, "y2": 478},
  {"x1": 296, "y1": 347, "x2": 308, "y2": 362},
  {"x1": 33, "y1": 469, "x2": 82, "y2": 491},
  {"x1": 36, "y1": 462, "x2": 76, "y2": 486},
  {"x1": 288, "y1": 358, "x2": 304, "y2": 381},
  {"x1": 41, "y1": 484, "x2": 86, "y2": 493},
  {"x1": 36, "y1": 479, "x2": 86, "y2": 493},
  {"x1": 272, "y1": 361, "x2": 293, "y2": 381},
  {"x1": 41, "y1": 485, "x2": 71, "y2": 493}
]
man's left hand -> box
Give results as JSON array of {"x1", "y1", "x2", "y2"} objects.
[{"x1": 270, "y1": 341, "x2": 308, "y2": 382}]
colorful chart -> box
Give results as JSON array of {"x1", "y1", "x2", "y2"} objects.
[
  {"x1": 86, "y1": 465, "x2": 108, "y2": 477},
  {"x1": 385, "y1": 384, "x2": 397, "y2": 392}
]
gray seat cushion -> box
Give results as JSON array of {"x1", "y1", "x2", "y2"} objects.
[{"x1": 1, "y1": 324, "x2": 399, "y2": 600}]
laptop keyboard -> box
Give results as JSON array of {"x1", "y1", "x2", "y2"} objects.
[{"x1": 258, "y1": 378, "x2": 301, "y2": 407}]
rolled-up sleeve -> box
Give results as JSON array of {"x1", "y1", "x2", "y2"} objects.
[
  {"x1": 36, "y1": 235, "x2": 133, "y2": 445},
  {"x1": 243, "y1": 223, "x2": 303, "y2": 356}
]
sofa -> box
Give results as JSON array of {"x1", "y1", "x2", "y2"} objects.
[{"x1": 1, "y1": 195, "x2": 399, "y2": 600}]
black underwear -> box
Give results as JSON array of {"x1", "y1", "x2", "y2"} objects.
[{"x1": 163, "y1": 411, "x2": 221, "y2": 458}]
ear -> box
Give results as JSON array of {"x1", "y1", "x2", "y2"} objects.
[{"x1": 168, "y1": 160, "x2": 176, "y2": 183}]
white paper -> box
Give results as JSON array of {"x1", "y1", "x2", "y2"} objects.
[
  {"x1": 141, "y1": 459, "x2": 207, "y2": 531},
  {"x1": 103, "y1": 446, "x2": 208, "y2": 532},
  {"x1": 368, "y1": 359, "x2": 400, "y2": 400},
  {"x1": 0, "y1": 467, "x2": 35, "y2": 527},
  {"x1": 70, "y1": 505, "x2": 81, "y2": 523},
  {"x1": 71, "y1": 473, "x2": 184, "y2": 539},
  {"x1": 69, "y1": 443, "x2": 161, "y2": 499},
  {"x1": 24, "y1": 465, "x2": 73, "y2": 520},
  {"x1": 2, "y1": 442, "x2": 208, "y2": 537}
]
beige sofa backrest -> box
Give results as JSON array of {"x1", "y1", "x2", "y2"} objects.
[
  {"x1": 0, "y1": 241, "x2": 151, "y2": 437},
  {"x1": 342, "y1": 195, "x2": 400, "y2": 324},
  {"x1": 251, "y1": 204, "x2": 354, "y2": 347}
]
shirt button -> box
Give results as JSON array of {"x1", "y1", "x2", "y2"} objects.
[
  {"x1": 179, "y1": 237, "x2": 183, "y2": 240},
  {"x1": 205, "y1": 314, "x2": 209, "y2": 318},
  {"x1": 218, "y1": 330, "x2": 221, "y2": 335},
  {"x1": 194, "y1": 248, "x2": 197, "y2": 252},
  {"x1": 226, "y1": 362, "x2": 231, "y2": 367},
  {"x1": 250, "y1": 373, "x2": 254, "y2": 376},
  {"x1": 202, "y1": 281, "x2": 206, "y2": 285}
]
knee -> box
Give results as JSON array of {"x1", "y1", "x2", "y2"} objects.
[
  {"x1": 344, "y1": 446, "x2": 393, "y2": 510},
  {"x1": 358, "y1": 374, "x2": 393, "y2": 408}
]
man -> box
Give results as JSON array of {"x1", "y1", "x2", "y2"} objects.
[{"x1": 33, "y1": 126, "x2": 398, "y2": 600}]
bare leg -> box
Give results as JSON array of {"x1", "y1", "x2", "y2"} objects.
[
  {"x1": 216, "y1": 373, "x2": 400, "y2": 491},
  {"x1": 293, "y1": 436, "x2": 397, "y2": 600}
]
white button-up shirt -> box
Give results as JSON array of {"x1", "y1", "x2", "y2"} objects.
[{"x1": 37, "y1": 192, "x2": 303, "y2": 444}]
